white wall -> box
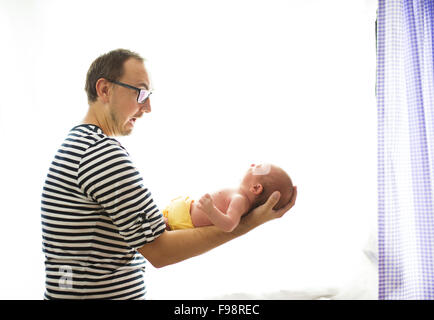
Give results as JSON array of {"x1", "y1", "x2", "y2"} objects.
[{"x1": 0, "y1": 0, "x2": 378, "y2": 299}]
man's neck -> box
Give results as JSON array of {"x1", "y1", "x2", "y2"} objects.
[{"x1": 82, "y1": 104, "x2": 113, "y2": 136}]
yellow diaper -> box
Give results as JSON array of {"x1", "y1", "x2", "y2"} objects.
[{"x1": 162, "y1": 196, "x2": 194, "y2": 230}]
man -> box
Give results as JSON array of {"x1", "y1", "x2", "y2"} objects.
[{"x1": 40, "y1": 49, "x2": 297, "y2": 300}]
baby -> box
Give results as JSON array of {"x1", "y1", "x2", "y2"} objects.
[{"x1": 163, "y1": 163, "x2": 294, "y2": 232}]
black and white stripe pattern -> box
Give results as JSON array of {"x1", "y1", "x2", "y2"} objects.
[{"x1": 41, "y1": 124, "x2": 165, "y2": 299}]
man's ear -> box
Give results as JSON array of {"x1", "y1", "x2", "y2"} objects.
[
  {"x1": 249, "y1": 183, "x2": 263, "y2": 195},
  {"x1": 95, "y1": 78, "x2": 111, "y2": 103}
]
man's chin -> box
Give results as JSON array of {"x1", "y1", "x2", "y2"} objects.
[
  {"x1": 113, "y1": 125, "x2": 133, "y2": 137},
  {"x1": 121, "y1": 128, "x2": 133, "y2": 136},
  {"x1": 122, "y1": 121, "x2": 135, "y2": 136}
]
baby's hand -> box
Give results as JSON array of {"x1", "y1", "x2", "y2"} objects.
[{"x1": 197, "y1": 193, "x2": 214, "y2": 213}]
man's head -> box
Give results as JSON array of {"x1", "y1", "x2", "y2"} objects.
[
  {"x1": 241, "y1": 163, "x2": 293, "y2": 210},
  {"x1": 85, "y1": 49, "x2": 151, "y2": 136}
]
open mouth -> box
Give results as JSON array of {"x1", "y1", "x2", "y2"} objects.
[{"x1": 129, "y1": 117, "x2": 137, "y2": 125}]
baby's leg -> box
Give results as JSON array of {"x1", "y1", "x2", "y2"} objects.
[{"x1": 163, "y1": 216, "x2": 171, "y2": 230}]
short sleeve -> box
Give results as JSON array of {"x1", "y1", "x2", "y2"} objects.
[{"x1": 77, "y1": 139, "x2": 165, "y2": 250}]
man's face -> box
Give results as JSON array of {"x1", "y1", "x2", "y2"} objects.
[{"x1": 109, "y1": 58, "x2": 151, "y2": 136}]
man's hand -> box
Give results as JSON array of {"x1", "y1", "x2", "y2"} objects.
[
  {"x1": 267, "y1": 185, "x2": 298, "y2": 220},
  {"x1": 234, "y1": 186, "x2": 298, "y2": 235}
]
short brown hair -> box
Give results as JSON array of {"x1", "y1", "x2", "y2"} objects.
[
  {"x1": 85, "y1": 49, "x2": 144, "y2": 103},
  {"x1": 253, "y1": 165, "x2": 293, "y2": 210}
]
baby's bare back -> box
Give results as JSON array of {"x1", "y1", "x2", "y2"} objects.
[{"x1": 190, "y1": 188, "x2": 238, "y2": 227}]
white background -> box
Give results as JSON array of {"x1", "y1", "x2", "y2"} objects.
[{"x1": 0, "y1": 0, "x2": 378, "y2": 299}]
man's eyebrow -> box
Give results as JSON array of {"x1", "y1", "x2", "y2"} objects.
[{"x1": 137, "y1": 82, "x2": 149, "y2": 90}]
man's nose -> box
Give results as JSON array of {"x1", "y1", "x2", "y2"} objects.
[{"x1": 140, "y1": 99, "x2": 151, "y2": 113}]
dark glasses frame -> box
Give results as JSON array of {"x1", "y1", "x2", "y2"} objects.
[{"x1": 106, "y1": 79, "x2": 152, "y2": 103}]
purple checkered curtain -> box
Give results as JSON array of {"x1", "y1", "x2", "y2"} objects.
[{"x1": 377, "y1": 0, "x2": 434, "y2": 299}]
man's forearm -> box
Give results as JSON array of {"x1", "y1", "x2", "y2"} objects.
[
  {"x1": 137, "y1": 187, "x2": 296, "y2": 269},
  {"x1": 138, "y1": 210, "x2": 261, "y2": 268}
]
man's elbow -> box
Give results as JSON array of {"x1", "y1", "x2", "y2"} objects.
[
  {"x1": 138, "y1": 250, "x2": 168, "y2": 268},
  {"x1": 145, "y1": 255, "x2": 165, "y2": 268},
  {"x1": 137, "y1": 239, "x2": 168, "y2": 269}
]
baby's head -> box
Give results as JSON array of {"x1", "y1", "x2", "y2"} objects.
[{"x1": 241, "y1": 163, "x2": 293, "y2": 210}]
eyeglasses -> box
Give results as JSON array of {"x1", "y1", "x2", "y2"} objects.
[{"x1": 107, "y1": 79, "x2": 152, "y2": 104}]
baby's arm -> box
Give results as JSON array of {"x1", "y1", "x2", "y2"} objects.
[{"x1": 197, "y1": 194, "x2": 248, "y2": 232}]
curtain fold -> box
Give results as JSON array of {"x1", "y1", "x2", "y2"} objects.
[{"x1": 377, "y1": 0, "x2": 434, "y2": 299}]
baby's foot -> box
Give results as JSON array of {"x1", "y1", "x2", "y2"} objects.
[
  {"x1": 164, "y1": 216, "x2": 171, "y2": 230},
  {"x1": 197, "y1": 193, "x2": 214, "y2": 213}
]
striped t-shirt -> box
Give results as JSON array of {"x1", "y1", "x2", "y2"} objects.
[{"x1": 41, "y1": 124, "x2": 166, "y2": 299}]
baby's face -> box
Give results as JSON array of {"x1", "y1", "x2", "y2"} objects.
[
  {"x1": 250, "y1": 163, "x2": 271, "y2": 176},
  {"x1": 241, "y1": 163, "x2": 271, "y2": 186}
]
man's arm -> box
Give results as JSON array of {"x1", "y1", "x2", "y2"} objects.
[{"x1": 137, "y1": 186, "x2": 297, "y2": 268}]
